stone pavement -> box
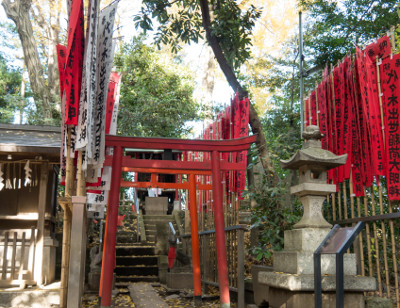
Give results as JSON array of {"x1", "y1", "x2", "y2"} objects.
[{"x1": 128, "y1": 283, "x2": 168, "y2": 308}]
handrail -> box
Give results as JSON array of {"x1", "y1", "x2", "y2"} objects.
[{"x1": 181, "y1": 224, "x2": 248, "y2": 238}]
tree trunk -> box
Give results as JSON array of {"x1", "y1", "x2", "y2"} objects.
[
  {"x1": 2, "y1": 0, "x2": 52, "y2": 120},
  {"x1": 199, "y1": 0, "x2": 278, "y2": 185}
]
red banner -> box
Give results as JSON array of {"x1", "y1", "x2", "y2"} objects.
[
  {"x1": 310, "y1": 91, "x2": 317, "y2": 125},
  {"x1": 305, "y1": 97, "x2": 309, "y2": 127},
  {"x1": 236, "y1": 97, "x2": 249, "y2": 199},
  {"x1": 64, "y1": 0, "x2": 84, "y2": 125},
  {"x1": 333, "y1": 62, "x2": 346, "y2": 183},
  {"x1": 364, "y1": 35, "x2": 391, "y2": 62},
  {"x1": 367, "y1": 56, "x2": 386, "y2": 176},
  {"x1": 56, "y1": 45, "x2": 67, "y2": 98},
  {"x1": 348, "y1": 57, "x2": 364, "y2": 196},
  {"x1": 356, "y1": 47, "x2": 386, "y2": 179},
  {"x1": 318, "y1": 82, "x2": 328, "y2": 151},
  {"x1": 380, "y1": 54, "x2": 400, "y2": 200},
  {"x1": 342, "y1": 58, "x2": 353, "y2": 180},
  {"x1": 105, "y1": 72, "x2": 121, "y2": 134}
]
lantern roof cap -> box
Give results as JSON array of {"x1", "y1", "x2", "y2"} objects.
[{"x1": 280, "y1": 125, "x2": 347, "y2": 170}]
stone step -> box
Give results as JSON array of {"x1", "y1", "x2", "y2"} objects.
[
  {"x1": 142, "y1": 215, "x2": 174, "y2": 220},
  {"x1": 116, "y1": 246, "x2": 155, "y2": 256},
  {"x1": 115, "y1": 265, "x2": 158, "y2": 276},
  {"x1": 115, "y1": 276, "x2": 158, "y2": 284},
  {"x1": 116, "y1": 255, "x2": 158, "y2": 266}
]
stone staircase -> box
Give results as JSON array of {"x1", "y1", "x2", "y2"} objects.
[
  {"x1": 114, "y1": 214, "x2": 179, "y2": 289},
  {"x1": 142, "y1": 214, "x2": 178, "y2": 243}
]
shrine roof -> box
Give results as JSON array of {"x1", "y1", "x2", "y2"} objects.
[{"x1": 0, "y1": 124, "x2": 60, "y2": 160}]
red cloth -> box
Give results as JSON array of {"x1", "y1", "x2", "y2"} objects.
[
  {"x1": 342, "y1": 58, "x2": 354, "y2": 181},
  {"x1": 310, "y1": 91, "x2": 317, "y2": 126},
  {"x1": 380, "y1": 54, "x2": 400, "y2": 200},
  {"x1": 305, "y1": 96, "x2": 310, "y2": 127},
  {"x1": 333, "y1": 63, "x2": 346, "y2": 183},
  {"x1": 236, "y1": 97, "x2": 249, "y2": 199},
  {"x1": 366, "y1": 55, "x2": 386, "y2": 176},
  {"x1": 364, "y1": 35, "x2": 392, "y2": 62},
  {"x1": 105, "y1": 72, "x2": 121, "y2": 134},
  {"x1": 117, "y1": 215, "x2": 125, "y2": 226},
  {"x1": 64, "y1": 0, "x2": 84, "y2": 125},
  {"x1": 56, "y1": 44, "x2": 67, "y2": 98},
  {"x1": 168, "y1": 246, "x2": 176, "y2": 269}
]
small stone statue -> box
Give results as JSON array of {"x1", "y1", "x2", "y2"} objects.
[{"x1": 89, "y1": 246, "x2": 102, "y2": 272}]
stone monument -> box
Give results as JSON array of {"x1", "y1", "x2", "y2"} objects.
[{"x1": 258, "y1": 125, "x2": 376, "y2": 307}]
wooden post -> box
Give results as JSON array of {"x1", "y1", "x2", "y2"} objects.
[
  {"x1": 67, "y1": 196, "x2": 87, "y2": 308},
  {"x1": 35, "y1": 161, "x2": 48, "y2": 285},
  {"x1": 59, "y1": 126, "x2": 74, "y2": 308},
  {"x1": 59, "y1": 198, "x2": 72, "y2": 308}
]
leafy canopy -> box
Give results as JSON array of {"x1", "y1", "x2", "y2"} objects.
[
  {"x1": 134, "y1": 0, "x2": 261, "y2": 70},
  {"x1": 114, "y1": 36, "x2": 199, "y2": 138},
  {"x1": 0, "y1": 52, "x2": 23, "y2": 124},
  {"x1": 300, "y1": 0, "x2": 399, "y2": 67}
]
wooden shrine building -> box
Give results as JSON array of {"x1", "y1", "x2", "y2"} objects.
[{"x1": 0, "y1": 124, "x2": 60, "y2": 287}]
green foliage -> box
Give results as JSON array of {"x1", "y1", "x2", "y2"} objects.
[
  {"x1": 300, "y1": 0, "x2": 399, "y2": 67},
  {"x1": 0, "y1": 53, "x2": 23, "y2": 123},
  {"x1": 114, "y1": 36, "x2": 199, "y2": 138},
  {"x1": 246, "y1": 177, "x2": 302, "y2": 263},
  {"x1": 134, "y1": 0, "x2": 261, "y2": 70}
]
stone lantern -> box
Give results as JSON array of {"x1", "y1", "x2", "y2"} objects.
[
  {"x1": 280, "y1": 125, "x2": 347, "y2": 229},
  {"x1": 255, "y1": 126, "x2": 376, "y2": 308}
]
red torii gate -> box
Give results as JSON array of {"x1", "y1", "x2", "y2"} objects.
[{"x1": 99, "y1": 134, "x2": 256, "y2": 308}]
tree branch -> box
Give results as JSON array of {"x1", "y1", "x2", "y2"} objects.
[{"x1": 199, "y1": 0, "x2": 278, "y2": 184}]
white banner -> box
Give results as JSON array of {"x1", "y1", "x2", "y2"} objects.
[
  {"x1": 87, "y1": 2, "x2": 118, "y2": 168},
  {"x1": 76, "y1": 0, "x2": 99, "y2": 151},
  {"x1": 87, "y1": 190, "x2": 109, "y2": 205}
]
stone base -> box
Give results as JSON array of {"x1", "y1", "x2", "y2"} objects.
[
  {"x1": 166, "y1": 272, "x2": 193, "y2": 289},
  {"x1": 257, "y1": 271, "x2": 376, "y2": 307},
  {"x1": 258, "y1": 272, "x2": 377, "y2": 292},
  {"x1": 267, "y1": 287, "x2": 365, "y2": 308},
  {"x1": 273, "y1": 251, "x2": 357, "y2": 275},
  {"x1": 88, "y1": 271, "x2": 101, "y2": 291}
]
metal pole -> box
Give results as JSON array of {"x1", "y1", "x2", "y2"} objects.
[
  {"x1": 299, "y1": 11, "x2": 304, "y2": 137},
  {"x1": 100, "y1": 146, "x2": 123, "y2": 308},
  {"x1": 189, "y1": 173, "x2": 202, "y2": 305},
  {"x1": 211, "y1": 150, "x2": 230, "y2": 308}
]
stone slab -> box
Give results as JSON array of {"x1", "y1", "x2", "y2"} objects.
[
  {"x1": 166, "y1": 272, "x2": 193, "y2": 289},
  {"x1": 145, "y1": 197, "x2": 168, "y2": 215},
  {"x1": 128, "y1": 282, "x2": 168, "y2": 308},
  {"x1": 0, "y1": 289, "x2": 59, "y2": 308},
  {"x1": 273, "y1": 251, "x2": 357, "y2": 275},
  {"x1": 267, "y1": 287, "x2": 365, "y2": 308},
  {"x1": 251, "y1": 265, "x2": 272, "y2": 307},
  {"x1": 258, "y1": 272, "x2": 377, "y2": 292},
  {"x1": 284, "y1": 228, "x2": 330, "y2": 252}
]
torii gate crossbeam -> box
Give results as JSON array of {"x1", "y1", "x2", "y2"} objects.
[{"x1": 99, "y1": 135, "x2": 256, "y2": 308}]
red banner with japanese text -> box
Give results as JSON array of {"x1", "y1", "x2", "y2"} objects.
[
  {"x1": 380, "y1": 54, "x2": 400, "y2": 200},
  {"x1": 310, "y1": 91, "x2": 317, "y2": 126},
  {"x1": 356, "y1": 47, "x2": 386, "y2": 178},
  {"x1": 342, "y1": 58, "x2": 353, "y2": 180},
  {"x1": 355, "y1": 51, "x2": 374, "y2": 189},
  {"x1": 64, "y1": 0, "x2": 84, "y2": 125},
  {"x1": 236, "y1": 97, "x2": 249, "y2": 199},
  {"x1": 364, "y1": 35, "x2": 391, "y2": 62},
  {"x1": 318, "y1": 81, "x2": 328, "y2": 151},
  {"x1": 333, "y1": 62, "x2": 346, "y2": 183}
]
